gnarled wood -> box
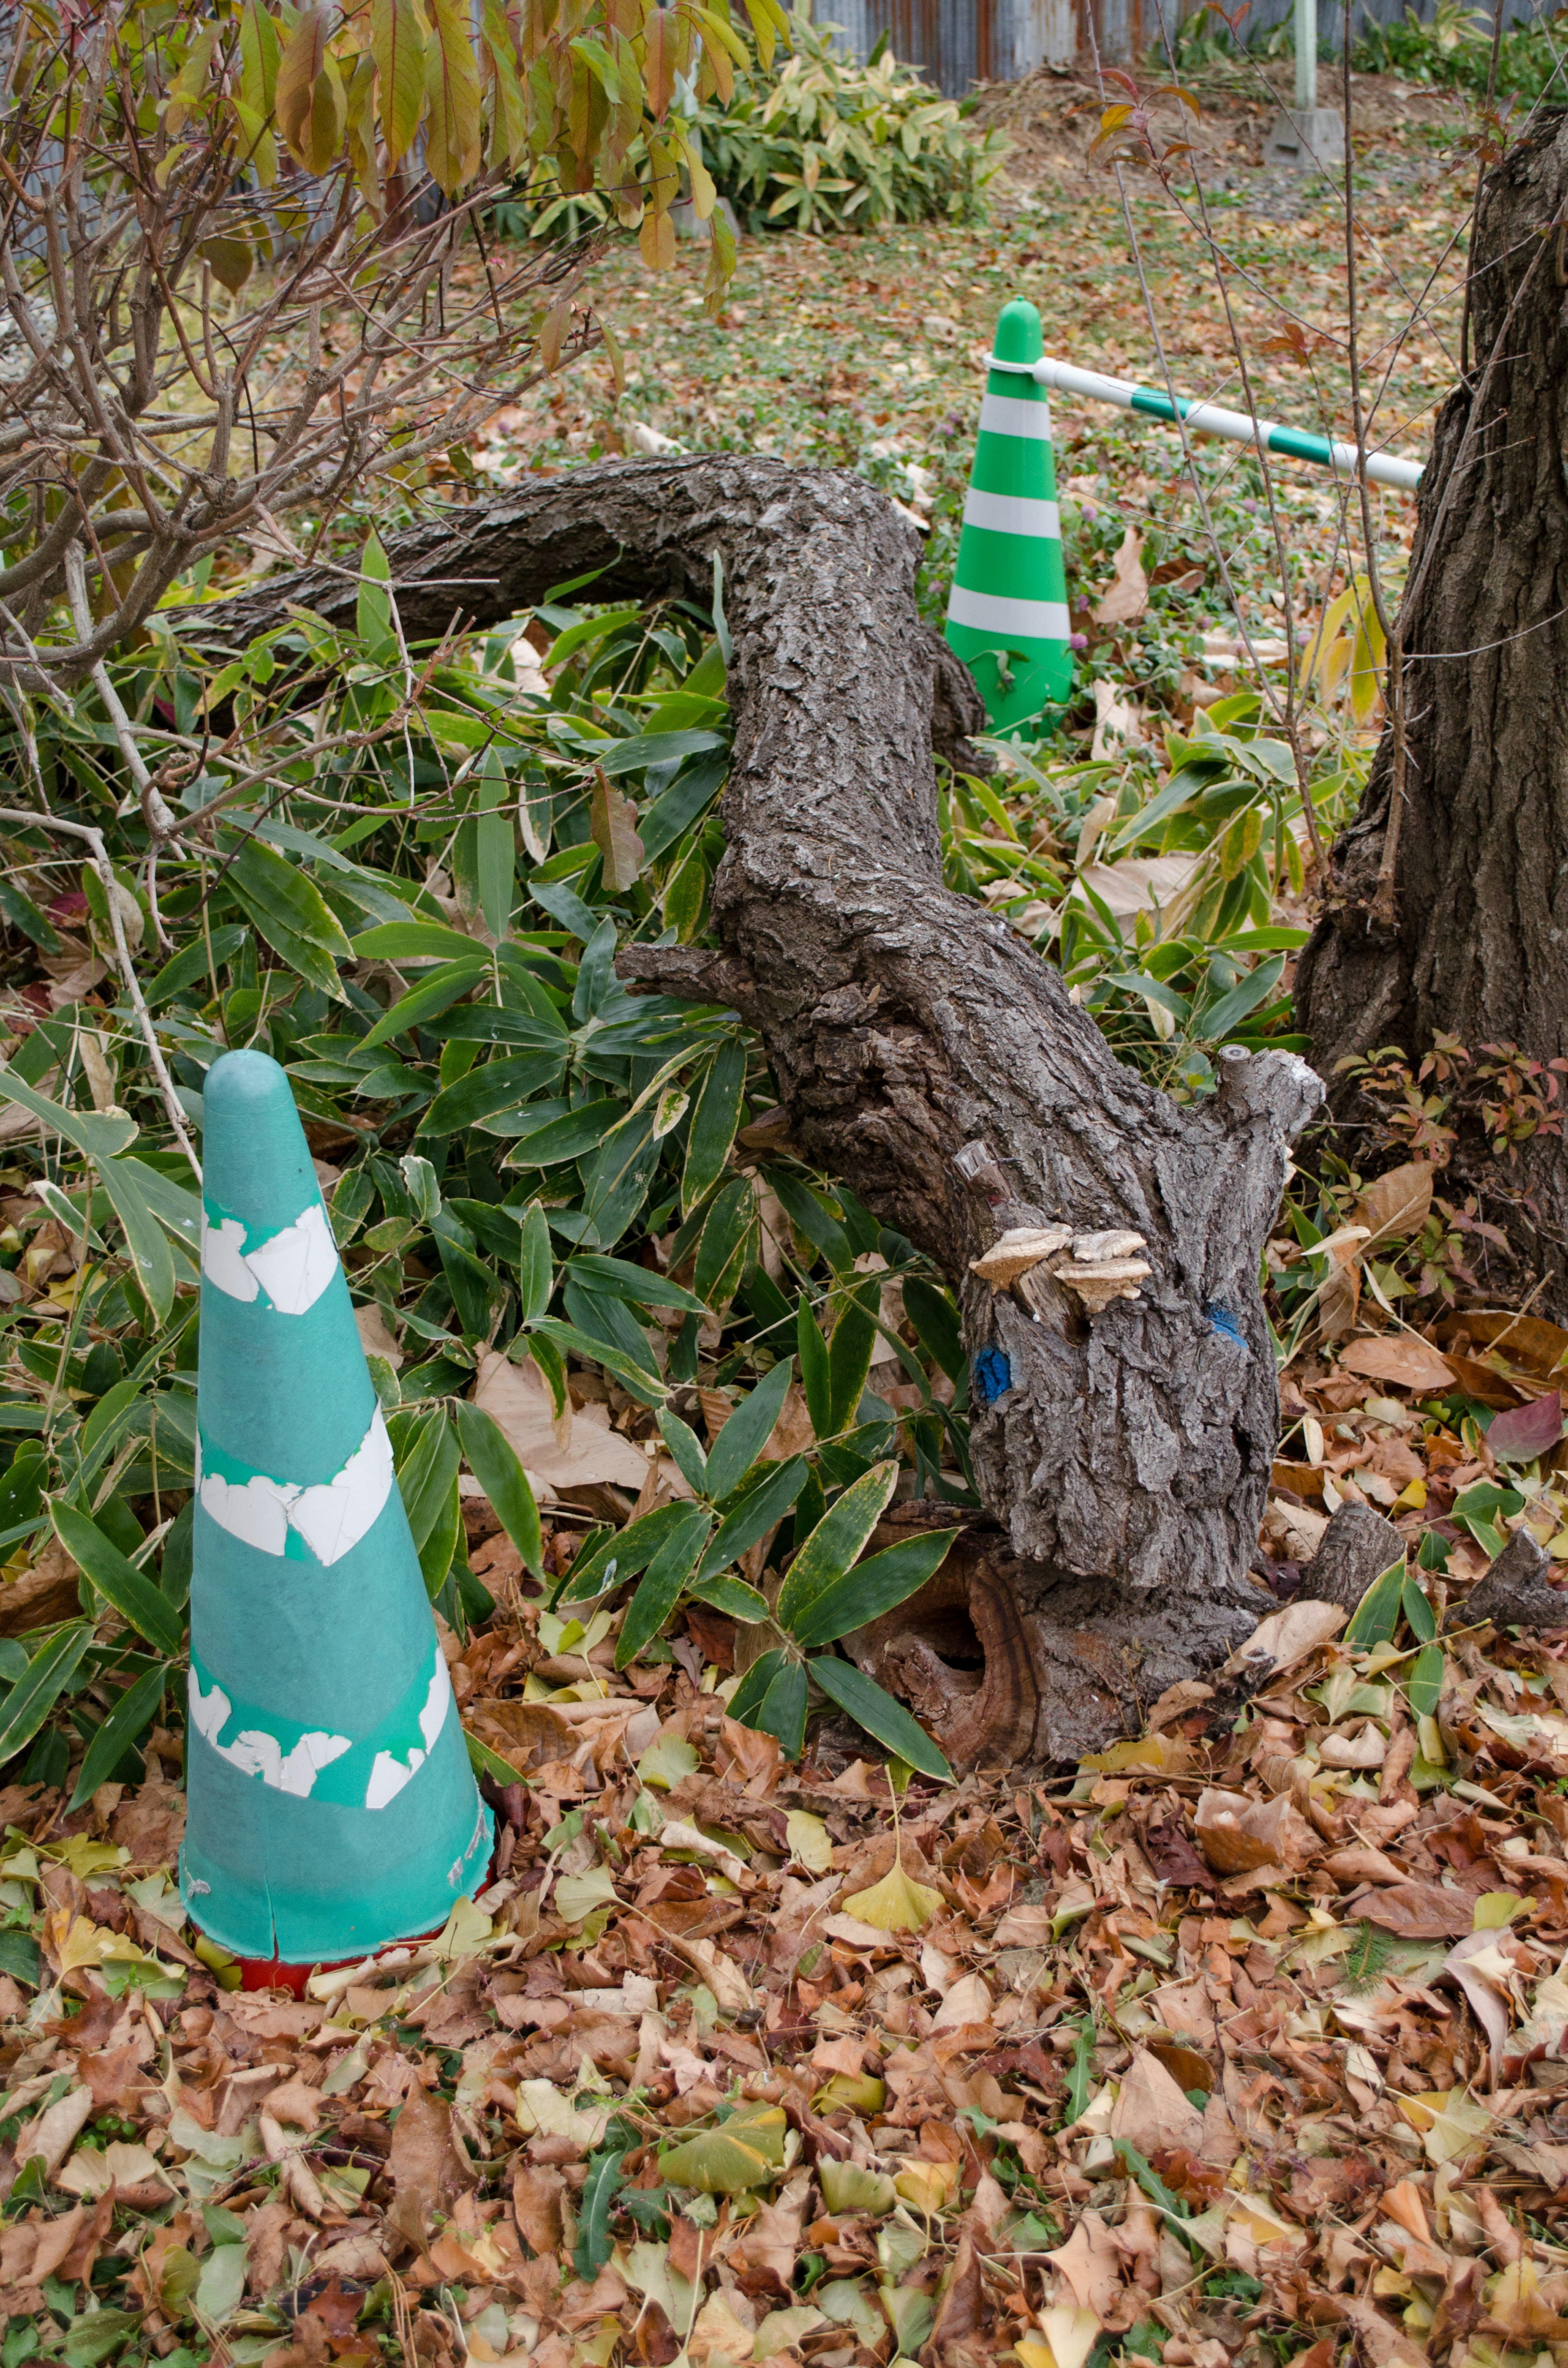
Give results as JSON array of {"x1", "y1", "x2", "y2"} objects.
[
  {"x1": 1296, "y1": 112, "x2": 1568, "y2": 1305},
  {"x1": 200, "y1": 455, "x2": 1314, "y2": 1764}
]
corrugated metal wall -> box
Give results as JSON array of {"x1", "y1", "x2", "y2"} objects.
[{"x1": 818, "y1": 0, "x2": 1534, "y2": 91}]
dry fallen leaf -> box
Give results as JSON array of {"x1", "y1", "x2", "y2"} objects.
[{"x1": 1092, "y1": 525, "x2": 1149, "y2": 625}]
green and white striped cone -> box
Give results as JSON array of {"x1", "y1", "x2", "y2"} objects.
[
  {"x1": 180, "y1": 1050, "x2": 492, "y2": 1966},
  {"x1": 944, "y1": 297, "x2": 1074, "y2": 736}
]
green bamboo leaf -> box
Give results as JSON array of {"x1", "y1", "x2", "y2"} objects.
[
  {"x1": 68, "y1": 1662, "x2": 169, "y2": 1810},
  {"x1": 425, "y1": 1052, "x2": 567, "y2": 1134},
  {"x1": 826, "y1": 1278, "x2": 879, "y2": 1436},
  {"x1": 92, "y1": 1157, "x2": 177, "y2": 1323},
  {"x1": 728, "y1": 1646, "x2": 787, "y2": 1727},
  {"x1": 517, "y1": 1201, "x2": 554, "y2": 1323},
  {"x1": 350, "y1": 922, "x2": 489, "y2": 965},
  {"x1": 507, "y1": 1100, "x2": 625, "y2": 1168},
  {"x1": 561, "y1": 1498, "x2": 703, "y2": 1606},
  {"x1": 1409, "y1": 1642, "x2": 1446, "y2": 1719},
  {"x1": 530, "y1": 1317, "x2": 668, "y2": 1407},
  {"x1": 706, "y1": 1360, "x2": 794, "y2": 1502},
  {"x1": 697, "y1": 1456, "x2": 808, "y2": 1579},
  {"x1": 453, "y1": 1401, "x2": 543, "y2": 1579},
  {"x1": 797, "y1": 1297, "x2": 831, "y2": 1436},
  {"x1": 0, "y1": 1063, "x2": 137, "y2": 1159},
  {"x1": 790, "y1": 1530, "x2": 956, "y2": 1650},
  {"x1": 476, "y1": 763, "x2": 516, "y2": 943},
  {"x1": 777, "y1": 1461, "x2": 899, "y2": 1634},
  {"x1": 656, "y1": 1408, "x2": 708, "y2": 1496},
  {"x1": 693, "y1": 1176, "x2": 756, "y2": 1309},
  {"x1": 753, "y1": 1657, "x2": 808, "y2": 1756},
  {"x1": 616, "y1": 1503, "x2": 713, "y2": 1665},
  {"x1": 1342, "y1": 1556, "x2": 1408, "y2": 1648},
  {"x1": 0, "y1": 1624, "x2": 92, "y2": 1770},
  {"x1": 226, "y1": 834, "x2": 353, "y2": 998},
  {"x1": 687, "y1": 1571, "x2": 768, "y2": 1621},
  {"x1": 147, "y1": 924, "x2": 247, "y2": 1009},
  {"x1": 359, "y1": 958, "x2": 488, "y2": 1052},
  {"x1": 901, "y1": 1278, "x2": 964, "y2": 1383},
  {"x1": 574, "y1": 2145, "x2": 628, "y2": 2281},
  {"x1": 682, "y1": 1041, "x2": 747, "y2": 1214},
  {"x1": 49, "y1": 1503, "x2": 184, "y2": 1657},
  {"x1": 395, "y1": 1411, "x2": 461, "y2": 1555},
  {"x1": 1402, "y1": 1574, "x2": 1437, "y2": 1643},
  {"x1": 808, "y1": 1655, "x2": 952, "y2": 1780}
]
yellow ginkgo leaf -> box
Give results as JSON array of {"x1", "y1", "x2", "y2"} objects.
[
  {"x1": 893, "y1": 2159, "x2": 959, "y2": 2213},
  {"x1": 843, "y1": 1856, "x2": 941, "y2": 1933},
  {"x1": 785, "y1": 1810, "x2": 833, "y2": 1872},
  {"x1": 659, "y1": 2103, "x2": 788, "y2": 2194}
]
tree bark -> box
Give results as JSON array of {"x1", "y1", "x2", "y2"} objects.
[
  {"x1": 1296, "y1": 111, "x2": 1568, "y2": 1303},
  {"x1": 200, "y1": 455, "x2": 1319, "y2": 1764}
]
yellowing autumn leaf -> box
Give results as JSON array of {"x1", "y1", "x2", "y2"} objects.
[
  {"x1": 46, "y1": 1909, "x2": 154, "y2": 1974},
  {"x1": 1398, "y1": 2087, "x2": 1494, "y2": 2165},
  {"x1": 842, "y1": 1856, "x2": 941, "y2": 1933},
  {"x1": 785, "y1": 1810, "x2": 832, "y2": 1872},
  {"x1": 893, "y1": 2159, "x2": 958, "y2": 2213}
]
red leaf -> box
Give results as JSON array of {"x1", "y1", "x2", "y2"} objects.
[{"x1": 1486, "y1": 1390, "x2": 1564, "y2": 1464}]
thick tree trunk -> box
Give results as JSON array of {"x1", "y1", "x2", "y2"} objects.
[
  {"x1": 1296, "y1": 111, "x2": 1568, "y2": 1304},
  {"x1": 203, "y1": 456, "x2": 1319, "y2": 1764}
]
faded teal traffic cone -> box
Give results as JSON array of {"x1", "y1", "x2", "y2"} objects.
[
  {"x1": 180, "y1": 1050, "x2": 492, "y2": 1969},
  {"x1": 944, "y1": 297, "x2": 1074, "y2": 736}
]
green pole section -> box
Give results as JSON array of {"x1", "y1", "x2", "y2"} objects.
[
  {"x1": 181, "y1": 1050, "x2": 492, "y2": 1965},
  {"x1": 944, "y1": 299, "x2": 1074, "y2": 737}
]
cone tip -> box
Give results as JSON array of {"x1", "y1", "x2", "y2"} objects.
[
  {"x1": 204, "y1": 1049, "x2": 318, "y2": 1225},
  {"x1": 993, "y1": 299, "x2": 1043, "y2": 367}
]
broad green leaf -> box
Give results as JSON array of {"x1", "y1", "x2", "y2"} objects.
[
  {"x1": 424, "y1": 1051, "x2": 566, "y2": 1133},
  {"x1": 617, "y1": 1503, "x2": 713, "y2": 1665},
  {"x1": 687, "y1": 1571, "x2": 769, "y2": 1621},
  {"x1": 147, "y1": 923, "x2": 246, "y2": 1008},
  {"x1": 776, "y1": 1460, "x2": 899, "y2": 1634},
  {"x1": 358, "y1": 529, "x2": 393, "y2": 653},
  {"x1": 575, "y1": 2146, "x2": 628, "y2": 2282},
  {"x1": 227, "y1": 834, "x2": 353, "y2": 997},
  {"x1": 93, "y1": 1156, "x2": 177, "y2": 1322},
  {"x1": 660, "y1": 2105, "x2": 787, "y2": 2194},
  {"x1": 351, "y1": 921, "x2": 489, "y2": 965},
  {"x1": 753, "y1": 1656, "x2": 808, "y2": 1755},
  {"x1": 517, "y1": 1201, "x2": 554, "y2": 1322},
  {"x1": 0, "y1": 1624, "x2": 92, "y2": 1767},
  {"x1": 902, "y1": 1277, "x2": 964, "y2": 1383},
  {"x1": 476, "y1": 755, "x2": 516, "y2": 942},
  {"x1": 682, "y1": 1040, "x2": 746, "y2": 1213},
  {"x1": 693, "y1": 1176, "x2": 755, "y2": 1309},
  {"x1": 1343, "y1": 1556, "x2": 1408, "y2": 1648},
  {"x1": 728, "y1": 1646, "x2": 788, "y2": 1728},
  {"x1": 68, "y1": 1662, "x2": 170, "y2": 1810},
  {"x1": 395, "y1": 1411, "x2": 461, "y2": 1555},
  {"x1": 789, "y1": 1530, "x2": 957, "y2": 1650},
  {"x1": 706, "y1": 1360, "x2": 794, "y2": 1502},
  {"x1": 372, "y1": 0, "x2": 426, "y2": 160},
  {"x1": 1409, "y1": 1642, "x2": 1446, "y2": 1719},
  {"x1": 359, "y1": 957, "x2": 488, "y2": 1050},
  {"x1": 562, "y1": 1498, "x2": 702, "y2": 1605},
  {"x1": 1402, "y1": 1574, "x2": 1437, "y2": 1643},
  {"x1": 656, "y1": 1408, "x2": 708, "y2": 1495},
  {"x1": 826, "y1": 1278, "x2": 879, "y2": 1438},
  {"x1": 511, "y1": 1099, "x2": 625, "y2": 1167},
  {"x1": 453, "y1": 1401, "x2": 543, "y2": 1578},
  {"x1": 0, "y1": 1063, "x2": 137, "y2": 1159},
  {"x1": 50, "y1": 1503, "x2": 185, "y2": 1657},
  {"x1": 797, "y1": 1297, "x2": 831, "y2": 1436},
  {"x1": 809, "y1": 1656, "x2": 953, "y2": 1781},
  {"x1": 697, "y1": 1457, "x2": 808, "y2": 1580}
]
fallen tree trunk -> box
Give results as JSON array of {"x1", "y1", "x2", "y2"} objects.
[{"x1": 200, "y1": 455, "x2": 1320, "y2": 1763}]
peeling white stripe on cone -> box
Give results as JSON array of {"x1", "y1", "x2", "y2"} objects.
[
  {"x1": 202, "y1": 1201, "x2": 340, "y2": 1315},
  {"x1": 366, "y1": 1657, "x2": 454, "y2": 1812},
  {"x1": 189, "y1": 1671, "x2": 353, "y2": 1798},
  {"x1": 197, "y1": 1408, "x2": 396, "y2": 1566}
]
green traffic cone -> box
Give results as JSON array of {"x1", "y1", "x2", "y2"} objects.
[
  {"x1": 180, "y1": 1050, "x2": 492, "y2": 1967},
  {"x1": 944, "y1": 297, "x2": 1074, "y2": 737}
]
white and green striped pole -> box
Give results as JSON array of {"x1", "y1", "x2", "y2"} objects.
[
  {"x1": 993, "y1": 353, "x2": 1423, "y2": 493},
  {"x1": 944, "y1": 298, "x2": 1074, "y2": 737},
  {"x1": 182, "y1": 1049, "x2": 492, "y2": 1978}
]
